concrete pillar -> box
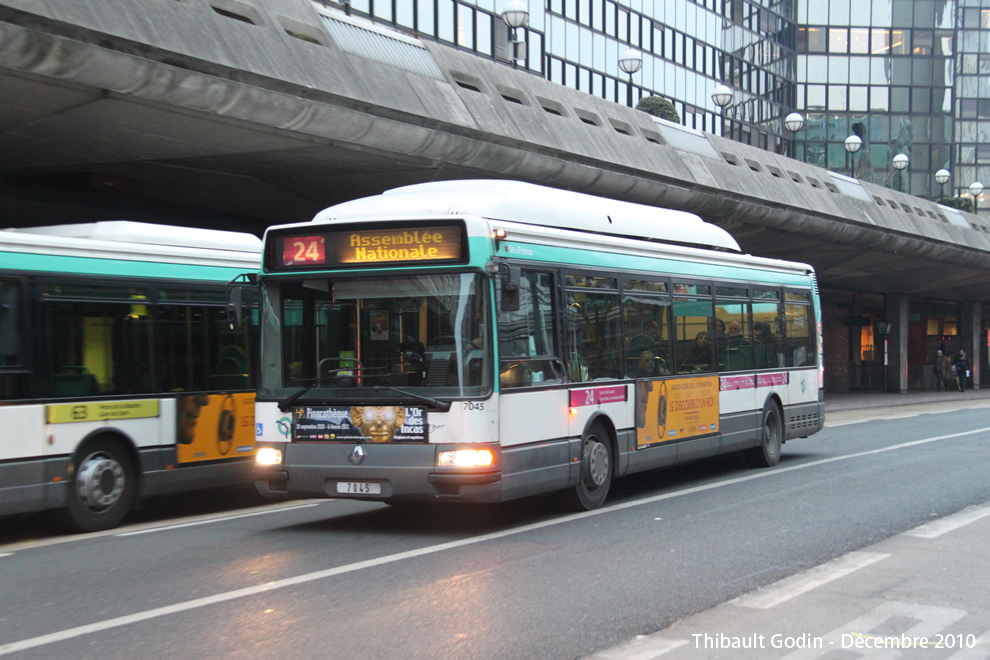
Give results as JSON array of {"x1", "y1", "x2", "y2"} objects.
[
  {"x1": 963, "y1": 302, "x2": 981, "y2": 388},
  {"x1": 885, "y1": 294, "x2": 910, "y2": 393}
]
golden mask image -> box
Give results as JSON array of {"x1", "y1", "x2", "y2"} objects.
[{"x1": 350, "y1": 406, "x2": 405, "y2": 443}]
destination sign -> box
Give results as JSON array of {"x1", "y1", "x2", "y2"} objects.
[
  {"x1": 271, "y1": 224, "x2": 465, "y2": 270},
  {"x1": 280, "y1": 235, "x2": 326, "y2": 266}
]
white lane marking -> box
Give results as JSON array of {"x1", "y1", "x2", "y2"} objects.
[
  {"x1": 906, "y1": 503, "x2": 990, "y2": 539},
  {"x1": 0, "y1": 553, "x2": 12, "y2": 558},
  {"x1": 946, "y1": 627, "x2": 990, "y2": 659},
  {"x1": 588, "y1": 634, "x2": 689, "y2": 659},
  {"x1": 731, "y1": 551, "x2": 890, "y2": 610},
  {"x1": 0, "y1": 500, "x2": 330, "y2": 553},
  {"x1": 2, "y1": 425, "x2": 989, "y2": 656},
  {"x1": 781, "y1": 601, "x2": 968, "y2": 660},
  {"x1": 115, "y1": 503, "x2": 323, "y2": 536}
]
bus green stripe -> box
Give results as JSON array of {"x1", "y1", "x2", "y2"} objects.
[
  {"x1": 260, "y1": 236, "x2": 810, "y2": 287},
  {"x1": 491, "y1": 242, "x2": 812, "y2": 286},
  {"x1": 0, "y1": 250, "x2": 250, "y2": 281}
]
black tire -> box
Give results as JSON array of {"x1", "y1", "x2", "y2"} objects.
[
  {"x1": 63, "y1": 437, "x2": 137, "y2": 532},
  {"x1": 747, "y1": 401, "x2": 783, "y2": 467},
  {"x1": 557, "y1": 423, "x2": 612, "y2": 511}
]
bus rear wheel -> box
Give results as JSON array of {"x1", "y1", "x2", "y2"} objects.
[
  {"x1": 558, "y1": 423, "x2": 612, "y2": 511},
  {"x1": 747, "y1": 401, "x2": 782, "y2": 468},
  {"x1": 63, "y1": 438, "x2": 136, "y2": 532}
]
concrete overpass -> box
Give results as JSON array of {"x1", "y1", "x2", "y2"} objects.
[{"x1": 1, "y1": 0, "x2": 988, "y2": 391}]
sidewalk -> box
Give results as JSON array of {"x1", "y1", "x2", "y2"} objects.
[{"x1": 825, "y1": 386, "x2": 990, "y2": 413}]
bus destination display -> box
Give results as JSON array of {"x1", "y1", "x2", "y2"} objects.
[{"x1": 275, "y1": 225, "x2": 463, "y2": 269}]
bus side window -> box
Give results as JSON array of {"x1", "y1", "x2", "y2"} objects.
[
  {"x1": 158, "y1": 287, "x2": 258, "y2": 392},
  {"x1": 623, "y1": 296, "x2": 671, "y2": 377},
  {"x1": 497, "y1": 270, "x2": 562, "y2": 388},
  {"x1": 751, "y1": 300, "x2": 782, "y2": 368},
  {"x1": 673, "y1": 297, "x2": 715, "y2": 374},
  {"x1": 0, "y1": 280, "x2": 28, "y2": 400},
  {"x1": 715, "y1": 299, "x2": 751, "y2": 371},
  {"x1": 565, "y1": 290, "x2": 622, "y2": 381},
  {"x1": 785, "y1": 298, "x2": 815, "y2": 367},
  {"x1": 0, "y1": 280, "x2": 20, "y2": 368},
  {"x1": 42, "y1": 284, "x2": 154, "y2": 397}
]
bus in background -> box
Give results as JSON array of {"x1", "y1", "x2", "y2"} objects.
[
  {"x1": 0, "y1": 222, "x2": 261, "y2": 531},
  {"x1": 252, "y1": 181, "x2": 824, "y2": 511}
]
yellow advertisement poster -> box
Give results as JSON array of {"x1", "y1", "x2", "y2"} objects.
[
  {"x1": 176, "y1": 393, "x2": 256, "y2": 463},
  {"x1": 636, "y1": 375, "x2": 719, "y2": 448}
]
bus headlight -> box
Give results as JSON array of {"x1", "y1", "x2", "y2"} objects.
[
  {"x1": 256, "y1": 447, "x2": 283, "y2": 467},
  {"x1": 438, "y1": 449, "x2": 494, "y2": 468}
]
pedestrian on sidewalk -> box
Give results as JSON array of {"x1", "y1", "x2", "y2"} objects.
[
  {"x1": 956, "y1": 349, "x2": 970, "y2": 391},
  {"x1": 934, "y1": 350, "x2": 949, "y2": 390}
]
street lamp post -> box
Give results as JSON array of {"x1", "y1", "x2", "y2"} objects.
[
  {"x1": 876, "y1": 322, "x2": 890, "y2": 394},
  {"x1": 971, "y1": 181, "x2": 984, "y2": 214},
  {"x1": 935, "y1": 169, "x2": 950, "y2": 200},
  {"x1": 784, "y1": 112, "x2": 804, "y2": 159},
  {"x1": 844, "y1": 135, "x2": 862, "y2": 178},
  {"x1": 712, "y1": 84, "x2": 733, "y2": 138},
  {"x1": 893, "y1": 153, "x2": 909, "y2": 193},
  {"x1": 618, "y1": 48, "x2": 642, "y2": 107},
  {"x1": 500, "y1": 1, "x2": 529, "y2": 68}
]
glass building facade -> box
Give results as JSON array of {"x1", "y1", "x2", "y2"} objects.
[{"x1": 328, "y1": 0, "x2": 989, "y2": 212}]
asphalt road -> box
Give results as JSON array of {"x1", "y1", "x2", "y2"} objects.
[{"x1": 2, "y1": 401, "x2": 990, "y2": 659}]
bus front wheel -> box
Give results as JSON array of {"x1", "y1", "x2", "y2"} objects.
[
  {"x1": 557, "y1": 423, "x2": 612, "y2": 511},
  {"x1": 63, "y1": 438, "x2": 137, "y2": 532},
  {"x1": 747, "y1": 401, "x2": 782, "y2": 468}
]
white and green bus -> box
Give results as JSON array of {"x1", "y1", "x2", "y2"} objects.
[
  {"x1": 253, "y1": 181, "x2": 824, "y2": 510},
  {"x1": 0, "y1": 222, "x2": 261, "y2": 531}
]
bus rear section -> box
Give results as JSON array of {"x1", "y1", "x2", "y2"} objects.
[{"x1": 0, "y1": 222, "x2": 261, "y2": 531}]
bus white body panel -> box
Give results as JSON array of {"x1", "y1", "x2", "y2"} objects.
[
  {"x1": 255, "y1": 401, "x2": 290, "y2": 443},
  {"x1": 443, "y1": 405, "x2": 498, "y2": 445},
  {"x1": 565, "y1": 384, "x2": 633, "y2": 440},
  {"x1": 0, "y1": 405, "x2": 44, "y2": 461},
  {"x1": 499, "y1": 390, "x2": 568, "y2": 448}
]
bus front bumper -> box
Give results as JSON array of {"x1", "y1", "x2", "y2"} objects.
[{"x1": 254, "y1": 442, "x2": 503, "y2": 503}]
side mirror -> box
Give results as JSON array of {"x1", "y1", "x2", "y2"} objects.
[
  {"x1": 500, "y1": 265, "x2": 521, "y2": 312},
  {"x1": 225, "y1": 273, "x2": 258, "y2": 330},
  {"x1": 226, "y1": 286, "x2": 244, "y2": 330}
]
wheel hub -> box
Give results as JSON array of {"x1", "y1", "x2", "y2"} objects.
[
  {"x1": 584, "y1": 441, "x2": 609, "y2": 489},
  {"x1": 76, "y1": 454, "x2": 126, "y2": 510}
]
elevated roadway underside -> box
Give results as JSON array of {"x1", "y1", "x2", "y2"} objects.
[{"x1": 1, "y1": 0, "x2": 988, "y2": 304}]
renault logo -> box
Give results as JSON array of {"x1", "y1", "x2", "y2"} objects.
[{"x1": 348, "y1": 446, "x2": 366, "y2": 465}]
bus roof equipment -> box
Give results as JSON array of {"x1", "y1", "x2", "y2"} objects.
[
  {"x1": 313, "y1": 180, "x2": 741, "y2": 253},
  {"x1": 8, "y1": 220, "x2": 262, "y2": 253}
]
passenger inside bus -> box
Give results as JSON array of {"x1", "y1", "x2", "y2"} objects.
[
  {"x1": 720, "y1": 321, "x2": 751, "y2": 371},
  {"x1": 628, "y1": 349, "x2": 657, "y2": 378},
  {"x1": 626, "y1": 320, "x2": 669, "y2": 377},
  {"x1": 679, "y1": 331, "x2": 713, "y2": 372},
  {"x1": 752, "y1": 322, "x2": 774, "y2": 369}
]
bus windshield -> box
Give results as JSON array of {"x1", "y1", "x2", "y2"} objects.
[{"x1": 271, "y1": 272, "x2": 492, "y2": 400}]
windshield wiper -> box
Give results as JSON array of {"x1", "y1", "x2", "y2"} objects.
[
  {"x1": 277, "y1": 369, "x2": 355, "y2": 411},
  {"x1": 372, "y1": 385, "x2": 451, "y2": 412},
  {"x1": 277, "y1": 377, "x2": 325, "y2": 412}
]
